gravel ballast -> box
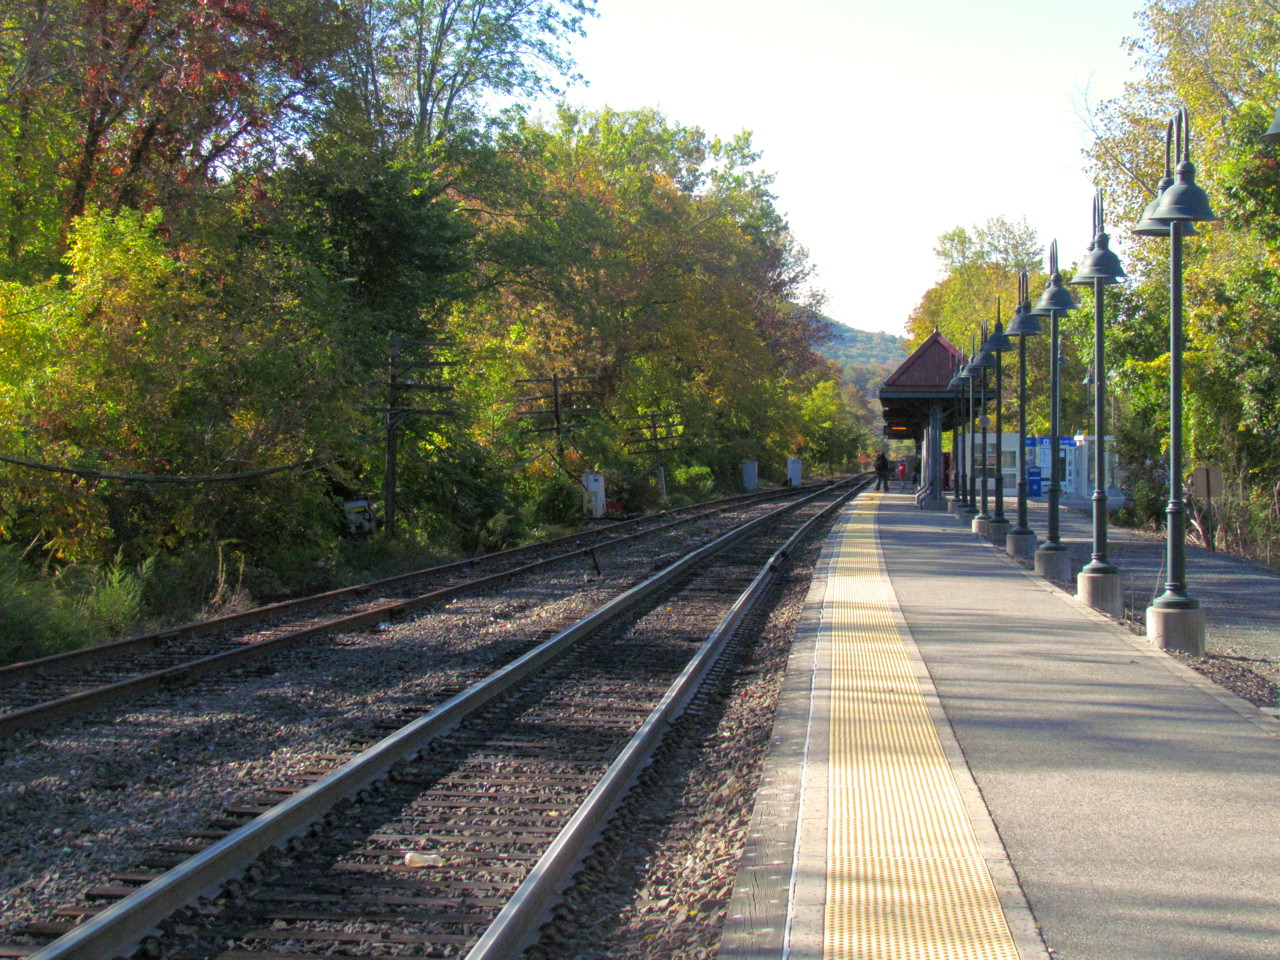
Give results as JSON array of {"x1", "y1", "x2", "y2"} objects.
[
  {"x1": 0, "y1": 505, "x2": 781, "y2": 942},
  {"x1": 7, "y1": 490, "x2": 1273, "y2": 957}
]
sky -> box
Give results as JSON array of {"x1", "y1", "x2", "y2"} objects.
[{"x1": 556, "y1": 0, "x2": 1149, "y2": 336}]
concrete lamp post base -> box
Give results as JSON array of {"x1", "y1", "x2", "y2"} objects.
[
  {"x1": 1034, "y1": 542, "x2": 1072, "y2": 581},
  {"x1": 1006, "y1": 529, "x2": 1037, "y2": 560},
  {"x1": 971, "y1": 515, "x2": 990, "y2": 537},
  {"x1": 1146, "y1": 605, "x2": 1205, "y2": 656},
  {"x1": 985, "y1": 517, "x2": 1011, "y2": 545},
  {"x1": 1078, "y1": 567, "x2": 1123, "y2": 619}
]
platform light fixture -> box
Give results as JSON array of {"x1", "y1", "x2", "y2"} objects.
[
  {"x1": 981, "y1": 309, "x2": 1014, "y2": 543},
  {"x1": 1133, "y1": 106, "x2": 1217, "y2": 654},
  {"x1": 1030, "y1": 240, "x2": 1077, "y2": 580},
  {"x1": 1264, "y1": 102, "x2": 1280, "y2": 144},
  {"x1": 947, "y1": 357, "x2": 970, "y2": 513},
  {"x1": 1069, "y1": 189, "x2": 1126, "y2": 616},
  {"x1": 1005, "y1": 271, "x2": 1042, "y2": 559},
  {"x1": 965, "y1": 336, "x2": 996, "y2": 534}
]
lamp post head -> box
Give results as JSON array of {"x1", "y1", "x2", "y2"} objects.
[
  {"x1": 1007, "y1": 270, "x2": 1042, "y2": 336},
  {"x1": 1034, "y1": 273, "x2": 1075, "y2": 316},
  {"x1": 1033, "y1": 241, "x2": 1078, "y2": 315},
  {"x1": 1072, "y1": 189, "x2": 1126, "y2": 285},
  {"x1": 1072, "y1": 234, "x2": 1126, "y2": 283},
  {"x1": 1263, "y1": 103, "x2": 1280, "y2": 144},
  {"x1": 965, "y1": 349, "x2": 994, "y2": 376},
  {"x1": 1133, "y1": 175, "x2": 1177, "y2": 237},
  {"x1": 1135, "y1": 108, "x2": 1215, "y2": 233},
  {"x1": 1007, "y1": 301, "x2": 1042, "y2": 336},
  {"x1": 1134, "y1": 118, "x2": 1180, "y2": 237},
  {"x1": 1034, "y1": 277, "x2": 1077, "y2": 315},
  {"x1": 983, "y1": 320, "x2": 1015, "y2": 353},
  {"x1": 1150, "y1": 159, "x2": 1218, "y2": 222}
]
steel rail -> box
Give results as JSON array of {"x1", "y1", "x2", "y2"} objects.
[
  {"x1": 0, "y1": 485, "x2": 832, "y2": 736},
  {"x1": 27, "y1": 479, "x2": 852, "y2": 960},
  {"x1": 466, "y1": 477, "x2": 867, "y2": 960},
  {"x1": 0, "y1": 484, "x2": 818, "y2": 683}
]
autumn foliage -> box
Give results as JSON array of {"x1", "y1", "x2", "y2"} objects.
[{"x1": 0, "y1": 0, "x2": 867, "y2": 650}]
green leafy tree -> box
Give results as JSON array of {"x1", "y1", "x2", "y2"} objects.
[
  {"x1": 1081, "y1": 0, "x2": 1280, "y2": 558},
  {"x1": 798, "y1": 380, "x2": 867, "y2": 471},
  {"x1": 446, "y1": 107, "x2": 850, "y2": 501},
  {"x1": 332, "y1": 0, "x2": 595, "y2": 151}
]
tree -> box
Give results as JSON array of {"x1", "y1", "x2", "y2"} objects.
[
  {"x1": 1081, "y1": 0, "x2": 1280, "y2": 557},
  {"x1": 332, "y1": 0, "x2": 595, "y2": 151},
  {"x1": 908, "y1": 218, "x2": 1091, "y2": 438},
  {"x1": 908, "y1": 218, "x2": 1046, "y2": 358},
  {"x1": 934, "y1": 217, "x2": 1042, "y2": 276},
  {"x1": 445, "y1": 107, "x2": 850, "y2": 501},
  {"x1": 798, "y1": 380, "x2": 867, "y2": 471}
]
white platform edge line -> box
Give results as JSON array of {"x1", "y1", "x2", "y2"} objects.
[{"x1": 774, "y1": 501, "x2": 844, "y2": 960}]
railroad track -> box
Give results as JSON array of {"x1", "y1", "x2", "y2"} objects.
[
  {"x1": 10, "y1": 478, "x2": 866, "y2": 960},
  {"x1": 0, "y1": 485, "x2": 824, "y2": 737}
]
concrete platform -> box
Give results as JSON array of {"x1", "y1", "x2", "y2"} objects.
[{"x1": 722, "y1": 491, "x2": 1280, "y2": 960}]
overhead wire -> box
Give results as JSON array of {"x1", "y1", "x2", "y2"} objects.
[{"x1": 0, "y1": 451, "x2": 321, "y2": 484}]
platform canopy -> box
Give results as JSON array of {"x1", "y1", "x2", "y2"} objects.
[{"x1": 877, "y1": 330, "x2": 966, "y2": 442}]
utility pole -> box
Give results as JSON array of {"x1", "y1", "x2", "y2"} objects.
[
  {"x1": 383, "y1": 334, "x2": 452, "y2": 537},
  {"x1": 621, "y1": 411, "x2": 683, "y2": 499},
  {"x1": 514, "y1": 373, "x2": 597, "y2": 467}
]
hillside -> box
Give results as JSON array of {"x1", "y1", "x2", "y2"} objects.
[{"x1": 819, "y1": 318, "x2": 908, "y2": 369}]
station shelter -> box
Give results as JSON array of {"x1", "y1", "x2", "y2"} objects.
[{"x1": 876, "y1": 330, "x2": 965, "y2": 509}]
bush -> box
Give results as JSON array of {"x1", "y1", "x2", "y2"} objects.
[
  {"x1": 606, "y1": 459, "x2": 665, "y2": 514},
  {"x1": 672, "y1": 464, "x2": 715, "y2": 500},
  {"x1": 0, "y1": 547, "x2": 80, "y2": 663},
  {"x1": 522, "y1": 472, "x2": 583, "y2": 527},
  {"x1": 1111, "y1": 458, "x2": 1167, "y2": 529},
  {"x1": 71, "y1": 551, "x2": 153, "y2": 638},
  {"x1": 141, "y1": 542, "x2": 248, "y2": 625},
  {"x1": 335, "y1": 533, "x2": 453, "y2": 586},
  {"x1": 0, "y1": 547, "x2": 154, "y2": 664},
  {"x1": 474, "y1": 510, "x2": 520, "y2": 553}
]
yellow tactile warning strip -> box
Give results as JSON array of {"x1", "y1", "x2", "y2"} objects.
[{"x1": 822, "y1": 495, "x2": 1020, "y2": 960}]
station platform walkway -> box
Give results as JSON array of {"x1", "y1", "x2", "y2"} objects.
[{"x1": 720, "y1": 491, "x2": 1280, "y2": 960}]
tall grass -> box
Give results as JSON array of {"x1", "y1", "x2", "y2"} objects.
[
  {"x1": 73, "y1": 552, "x2": 154, "y2": 637},
  {"x1": 0, "y1": 548, "x2": 152, "y2": 665},
  {"x1": 0, "y1": 546, "x2": 80, "y2": 663}
]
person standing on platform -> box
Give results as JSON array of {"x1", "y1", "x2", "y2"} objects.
[
  {"x1": 874, "y1": 452, "x2": 890, "y2": 491},
  {"x1": 897, "y1": 460, "x2": 907, "y2": 490}
]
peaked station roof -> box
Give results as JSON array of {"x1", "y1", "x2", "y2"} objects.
[{"x1": 878, "y1": 331, "x2": 966, "y2": 441}]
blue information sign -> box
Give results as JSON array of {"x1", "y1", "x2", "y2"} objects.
[{"x1": 1025, "y1": 436, "x2": 1076, "y2": 448}]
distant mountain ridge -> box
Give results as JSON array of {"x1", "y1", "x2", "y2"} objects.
[{"x1": 818, "y1": 318, "x2": 908, "y2": 369}]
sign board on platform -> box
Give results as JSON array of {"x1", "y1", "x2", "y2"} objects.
[
  {"x1": 1190, "y1": 465, "x2": 1224, "y2": 500},
  {"x1": 1025, "y1": 436, "x2": 1077, "y2": 448}
]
